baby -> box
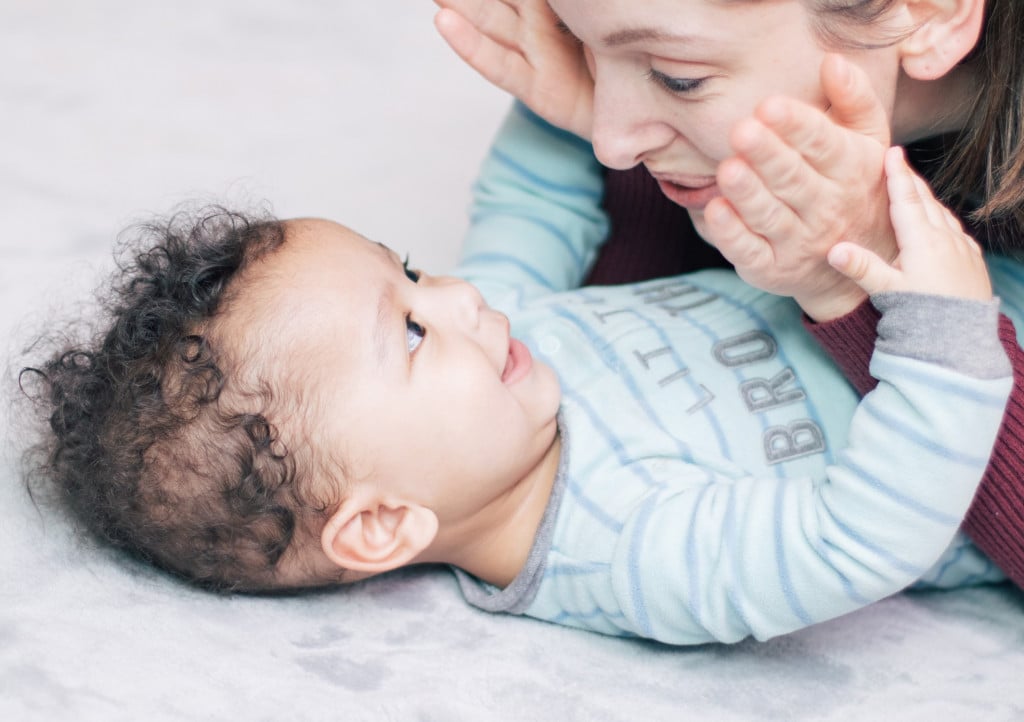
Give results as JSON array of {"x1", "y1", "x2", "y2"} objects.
[{"x1": 26, "y1": 109, "x2": 1015, "y2": 645}]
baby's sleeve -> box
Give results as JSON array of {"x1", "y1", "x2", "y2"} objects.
[
  {"x1": 609, "y1": 294, "x2": 1012, "y2": 645},
  {"x1": 454, "y1": 101, "x2": 609, "y2": 308}
]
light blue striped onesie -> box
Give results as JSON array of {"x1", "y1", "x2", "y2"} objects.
[{"x1": 452, "y1": 103, "x2": 1015, "y2": 644}]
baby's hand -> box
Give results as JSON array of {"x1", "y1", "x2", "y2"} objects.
[
  {"x1": 434, "y1": 0, "x2": 594, "y2": 139},
  {"x1": 704, "y1": 54, "x2": 896, "y2": 320},
  {"x1": 828, "y1": 146, "x2": 992, "y2": 301}
]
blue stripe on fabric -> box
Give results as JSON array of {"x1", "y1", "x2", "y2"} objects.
[
  {"x1": 553, "y1": 285, "x2": 823, "y2": 631},
  {"x1": 988, "y1": 260, "x2": 1024, "y2": 320},
  {"x1": 723, "y1": 488, "x2": 756, "y2": 634},
  {"x1": 692, "y1": 287, "x2": 832, "y2": 472},
  {"x1": 927, "y1": 543, "x2": 967, "y2": 587},
  {"x1": 841, "y1": 454, "x2": 961, "y2": 526},
  {"x1": 872, "y1": 354, "x2": 1010, "y2": 407},
  {"x1": 827, "y1": 511, "x2": 924, "y2": 577},
  {"x1": 862, "y1": 401, "x2": 991, "y2": 467},
  {"x1": 628, "y1": 304, "x2": 730, "y2": 459},
  {"x1": 537, "y1": 361, "x2": 636, "y2": 535},
  {"x1": 923, "y1": 539, "x2": 997, "y2": 588},
  {"x1": 490, "y1": 147, "x2": 603, "y2": 201},
  {"x1": 549, "y1": 305, "x2": 696, "y2": 463},
  {"x1": 550, "y1": 607, "x2": 627, "y2": 622},
  {"x1": 636, "y1": 277, "x2": 831, "y2": 626},
  {"x1": 546, "y1": 560, "x2": 609, "y2": 577},
  {"x1": 684, "y1": 484, "x2": 710, "y2": 626},
  {"x1": 469, "y1": 209, "x2": 584, "y2": 269},
  {"x1": 625, "y1": 492, "x2": 659, "y2": 637},
  {"x1": 998, "y1": 295, "x2": 1024, "y2": 326},
  {"x1": 991, "y1": 263, "x2": 1024, "y2": 330},
  {"x1": 633, "y1": 276, "x2": 832, "y2": 474},
  {"x1": 556, "y1": 393, "x2": 629, "y2": 533},
  {"x1": 460, "y1": 252, "x2": 556, "y2": 291},
  {"x1": 511, "y1": 100, "x2": 595, "y2": 154},
  {"x1": 815, "y1": 538, "x2": 873, "y2": 606},
  {"x1": 551, "y1": 610, "x2": 638, "y2": 637},
  {"x1": 773, "y1": 483, "x2": 813, "y2": 625}
]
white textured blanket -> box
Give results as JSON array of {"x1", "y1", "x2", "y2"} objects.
[{"x1": 2, "y1": 2, "x2": 1022, "y2": 720}]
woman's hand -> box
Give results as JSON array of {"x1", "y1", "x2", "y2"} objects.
[
  {"x1": 829, "y1": 146, "x2": 991, "y2": 301},
  {"x1": 704, "y1": 54, "x2": 896, "y2": 320},
  {"x1": 434, "y1": 0, "x2": 594, "y2": 138}
]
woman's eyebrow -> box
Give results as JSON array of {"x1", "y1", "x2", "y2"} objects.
[
  {"x1": 552, "y1": 10, "x2": 699, "y2": 50},
  {"x1": 602, "y1": 27, "x2": 699, "y2": 48}
]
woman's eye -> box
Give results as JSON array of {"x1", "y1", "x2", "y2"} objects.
[
  {"x1": 554, "y1": 19, "x2": 583, "y2": 47},
  {"x1": 406, "y1": 314, "x2": 425, "y2": 355},
  {"x1": 403, "y1": 255, "x2": 421, "y2": 283},
  {"x1": 648, "y1": 69, "x2": 706, "y2": 95}
]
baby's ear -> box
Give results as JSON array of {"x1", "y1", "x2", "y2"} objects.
[
  {"x1": 320, "y1": 490, "x2": 438, "y2": 575},
  {"x1": 898, "y1": 0, "x2": 985, "y2": 80}
]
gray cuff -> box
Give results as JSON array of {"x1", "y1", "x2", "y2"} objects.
[{"x1": 872, "y1": 292, "x2": 1010, "y2": 379}]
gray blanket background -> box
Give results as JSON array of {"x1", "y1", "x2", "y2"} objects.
[{"x1": 2, "y1": 2, "x2": 1022, "y2": 720}]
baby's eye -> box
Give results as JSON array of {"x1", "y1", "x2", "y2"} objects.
[
  {"x1": 406, "y1": 314, "x2": 425, "y2": 355},
  {"x1": 403, "y1": 255, "x2": 421, "y2": 283},
  {"x1": 647, "y1": 69, "x2": 707, "y2": 95}
]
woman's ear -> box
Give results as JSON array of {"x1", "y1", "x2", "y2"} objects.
[
  {"x1": 319, "y1": 490, "x2": 439, "y2": 575},
  {"x1": 898, "y1": 0, "x2": 985, "y2": 80}
]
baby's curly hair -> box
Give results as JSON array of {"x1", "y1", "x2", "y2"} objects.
[{"x1": 22, "y1": 206, "x2": 337, "y2": 592}]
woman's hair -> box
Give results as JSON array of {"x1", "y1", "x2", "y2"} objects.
[
  {"x1": 21, "y1": 207, "x2": 338, "y2": 592},
  {"x1": 934, "y1": 0, "x2": 1024, "y2": 244},
  {"x1": 811, "y1": 0, "x2": 1024, "y2": 247}
]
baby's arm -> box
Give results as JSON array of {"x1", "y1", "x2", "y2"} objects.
[
  {"x1": 611, "y1": 156, "x2": 1011, "y2": 644},
  {"x1": 453, "y1": 102, "x2": 609, "y2": 305},
  {"x1": 433, "y1": 0, "x2": 593, "y2": 139},
  {"x1": 617, "y1": 304, "x2": 1008, "y2": 644}
]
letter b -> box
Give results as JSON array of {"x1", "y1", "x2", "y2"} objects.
[{"x1": 763, "y1": 420, "x2": 825, "y2": 464}]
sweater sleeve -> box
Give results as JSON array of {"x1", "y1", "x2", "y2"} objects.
[
  {"x1": 805, "y1": 300, "x2": 1024, "y2": 589},
  {"x1": 612, "y1": 294, "x2": 1012, "y2": 645},
  {"x1": 453, "y1": 101, "x2": 609, "y2": 308}
]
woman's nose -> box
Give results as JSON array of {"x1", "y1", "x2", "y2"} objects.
[{"x1": 590, "y1": 65, "x2": 675, "y2": 170}]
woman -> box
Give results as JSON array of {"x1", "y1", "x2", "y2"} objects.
[{"x1": 434, "y1": 0, "x2": 1024, "y2": 588}]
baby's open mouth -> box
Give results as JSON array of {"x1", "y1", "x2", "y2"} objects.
[{"x1": 502, "y1": 337, "x2": 533, "y2": 384}]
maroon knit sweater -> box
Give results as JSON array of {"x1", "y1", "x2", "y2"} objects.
[{"x1": 590, "y1": 164, "x2": 1024, "y2": 590}]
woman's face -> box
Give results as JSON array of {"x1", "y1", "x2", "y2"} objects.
[{"x1": 548, "y1": 0, "x2": 902, "y2": 234}]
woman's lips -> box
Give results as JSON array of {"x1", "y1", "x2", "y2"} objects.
[
  {"x1": 501, "y1": 337, "x2": 533, "y2": 384},
  {"x1": 654, "y1": 177, "x2": 720, "y2": 211}
]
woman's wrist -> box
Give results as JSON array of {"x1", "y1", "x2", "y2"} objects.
[{"x1": 795, "y1": 285, "x2": 869, "y2": 323}]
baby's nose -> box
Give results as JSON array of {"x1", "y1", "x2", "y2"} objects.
[{"x1": 438, "y1": 277, "x2": 484, "y2": 329}]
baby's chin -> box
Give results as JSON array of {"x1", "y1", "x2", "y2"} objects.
[{"x1": 531, "y1": 358, "x2": 563, "y2": 420}]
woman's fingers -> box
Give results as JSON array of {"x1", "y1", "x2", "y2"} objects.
[
  {"x1": 703, "y1": 197, "x2": 776, "y2": 273},
  {"x1": 434, "y1": 0, "x2": 521, "y2": 50},
  {"x1": 716, "y1": 153, "x2": 804, "y2": 243},
  {"x1": 820, "y1": 54, "x2": 891, "y2": 146},
  {"x1": 435, "y1": 8, "x2": 532, "y2": 97},
  {"x1": 727, "y1": 112, "x2": 821, "y2": 218}
]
